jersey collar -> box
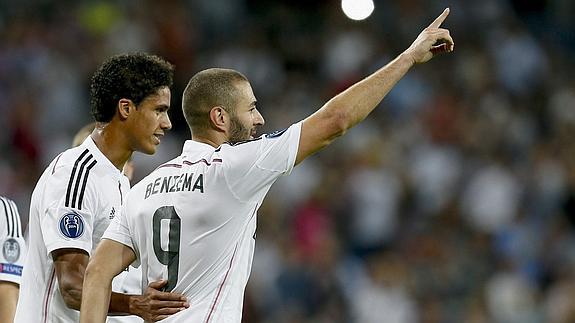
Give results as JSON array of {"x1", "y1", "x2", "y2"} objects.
[
  {"x1": 81, "y1": 136, "x2": 123, "y2": 176},
  {"x1": 182, "y1": 140, "x2": 217, "y2": 154}
]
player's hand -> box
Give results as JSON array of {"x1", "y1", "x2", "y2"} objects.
[
  {"x1": 403, "y1": 8, "x2": 454, "y2": 64},
  {"x1": 130, "y1": 280, "x2": 190, "y2": 322}
]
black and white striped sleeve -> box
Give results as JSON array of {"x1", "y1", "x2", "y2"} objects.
[
  {"x1": 0, "y1": 196, "x2": 26, "y2": 284},
  {"x1": 42, "y1": 149, "x2": 98, "y2": 256},
  {"x1": 0, "y1": 196, "x2": 23, "y2": 238}
]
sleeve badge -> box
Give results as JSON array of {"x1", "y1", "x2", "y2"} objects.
[{"x1": 59, "y1": 212, "x2": 85, "y2": 239}]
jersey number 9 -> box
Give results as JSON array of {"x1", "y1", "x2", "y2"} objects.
[{"x1": 152, "y1": 206, "x2": 181, "y2": 292}]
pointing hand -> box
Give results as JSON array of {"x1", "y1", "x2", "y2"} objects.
[{"x1": 404, "y1": 8, "x2": 455, "y2": 64}]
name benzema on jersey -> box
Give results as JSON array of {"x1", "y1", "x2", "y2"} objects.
[{"x1": 145, "y1": 172, "x2": 204, "y2": 199}]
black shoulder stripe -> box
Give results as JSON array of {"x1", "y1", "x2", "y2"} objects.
[
  {"x1": 77, "y1": 159, "x2": 97, "y2": 210},
  {"x1": 8, "y1": 199, "x2": 21, "y2": 237},
  {"x1": 8, "y1": 199, "x2": 15, "y2": 237},
  {"x1": 66, "y1": 149, "x2": 90, "y2": 207},
  {"x1": 71, "y1": 155, "x2": 94, "y2": 209},
  {"x1": 0, "y1": 197, "x2": 11, "y2": 237},
  {"x1": 0, "y1": 197, "x2": 20, "y2": 238}
]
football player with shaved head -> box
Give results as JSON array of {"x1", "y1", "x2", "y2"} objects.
[{"x1": 82, "y1": 9, "x2": 454, "y2": 323}]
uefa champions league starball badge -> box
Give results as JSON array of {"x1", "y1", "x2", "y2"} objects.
[{"x1": 3, "y1": 238, "x2": 20, "y2": 263}]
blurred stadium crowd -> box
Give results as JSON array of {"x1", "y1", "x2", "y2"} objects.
[{"x1": 1, "y1": 0, "x2": 575, "y2": 322}]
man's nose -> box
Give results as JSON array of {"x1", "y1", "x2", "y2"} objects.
[
  {"x1": 254, "y1": 109, "x2": 265, "y2": 126},
  {"x1": 162, "y1": 114, "x2": 172, "y2": 130}
]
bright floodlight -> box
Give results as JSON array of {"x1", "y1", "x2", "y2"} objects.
[{"x1": 341, "y1": 0, "x2": 374, "y2": 21}]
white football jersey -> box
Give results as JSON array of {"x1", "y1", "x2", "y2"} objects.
[
  {"x1": 0, "y1": 196, "x2": 26, "y2": 285},
  {"x1": 104, "y1": 122, "x2": 302, "y2": 323},
  {"x1": 15, "y1": 137, "x2": 141, "y2": 323}
]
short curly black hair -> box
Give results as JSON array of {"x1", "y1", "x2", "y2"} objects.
[{"x1": 90, "y1": 53, "x2": 174, "y2": 122}]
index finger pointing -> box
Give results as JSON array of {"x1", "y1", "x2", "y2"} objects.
[{"x1": 428, "y1": 8, "x2": 450, "y2": 29}]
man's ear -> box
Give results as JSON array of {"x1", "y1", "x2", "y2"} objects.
[
  {"x1": 117, "y1": 99, "x2": 134, "y2": 120},
  {"x1": 209, "y1": 106, "x2": 228, "y2": 132}
]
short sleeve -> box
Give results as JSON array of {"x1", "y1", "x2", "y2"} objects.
[
  {"x1": 0, "y1": 197, "x2": 27, "y2": 284},
  {"x1": 103, "y1": 207, "x2": 140, "y2": 268},
  {"x1": 221, "y1": 122, "x2": 301, "y2": 202},
  {"x1": 42, "y1": 168, "x2": 96, "y2": 257}
]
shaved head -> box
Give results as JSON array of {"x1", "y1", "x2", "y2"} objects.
[{"x1": 182, "y1": 68, "x2": 249, "y2": 134}]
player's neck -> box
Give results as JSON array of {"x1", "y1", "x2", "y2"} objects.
[
  {"x1": 192, "y1": 130, "x2": 227, "y2": 148},
  {"x1": 90, "y1": 125, "x2": 133, "y2": 171}
]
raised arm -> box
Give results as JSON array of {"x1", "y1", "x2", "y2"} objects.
[{"x1": 296, "y1": 8, "x2": 454, "y2": 165}]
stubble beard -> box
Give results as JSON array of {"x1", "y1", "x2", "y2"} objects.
[{"x1": 228, "y1": 116, "x2": 251, "y2": 144}]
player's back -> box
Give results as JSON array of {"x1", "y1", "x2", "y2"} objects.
[
  {"x1": 120, "y1": 143, "x2": 263, "y2": 322},
  {"x1": 106, "y1": 124, "x2": 301, "y2": 322}
]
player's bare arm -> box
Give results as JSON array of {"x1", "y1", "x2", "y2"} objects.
[
  {"x1": 53, "y1": 247, "x2": 187, "y2": 321},
  {"x1": 53, "y1": 248, "x2": 89, "y2": 310},
  {"x1": 296, "y1": 8, "x2": 454, "y2": 165},
  {"x1": 0, "y1": 281, "x2": 19, "y2": 322},
  {"x1": 80, "y1": 241, "x2": 130, "y2": 323},
  {"x1": 81, "y1": 239, "x2": 189, "y2": 323}
]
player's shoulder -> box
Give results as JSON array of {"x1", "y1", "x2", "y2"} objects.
[
  {"x1": 154, "y1": 155, "x2": 186, "y2": 172},
  {"x1": 217, "y1": 124, "x2": 298, "y2": 154},
  {"x1": 213, "y1": 136, "x2": 264, "y2": 166},
  {"x1": 216, "y1": 125, "x2": 298, "y2": 162},
  {"x1": 50, "y1": 145, "x2": 92, "y2": 171},
  {"x1": 132, "y1": 155, "x2": 184, "y2": 192},
  {"x1": 52, "y1": 144, "x2": 112, "y2": 176},
  {"x1": 40, "y1": 145, "x2": 109, "y2": 195},
  {"x1": 0, "y1": 195, "x2": 18, "y2": 219},
  {"x1": 217, "y1": 136, "x2": 263, "y2": 152},
  {"x1": 0, "y1": 196, "x2": 20, "y2": 237},
  {"x1": 0, "y1": 195, "x2": 16, "y2": 206}
]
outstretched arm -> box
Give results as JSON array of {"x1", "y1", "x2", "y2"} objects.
[{"x1": 296, "y1": 8, "x2": 454, "y2": 165}]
